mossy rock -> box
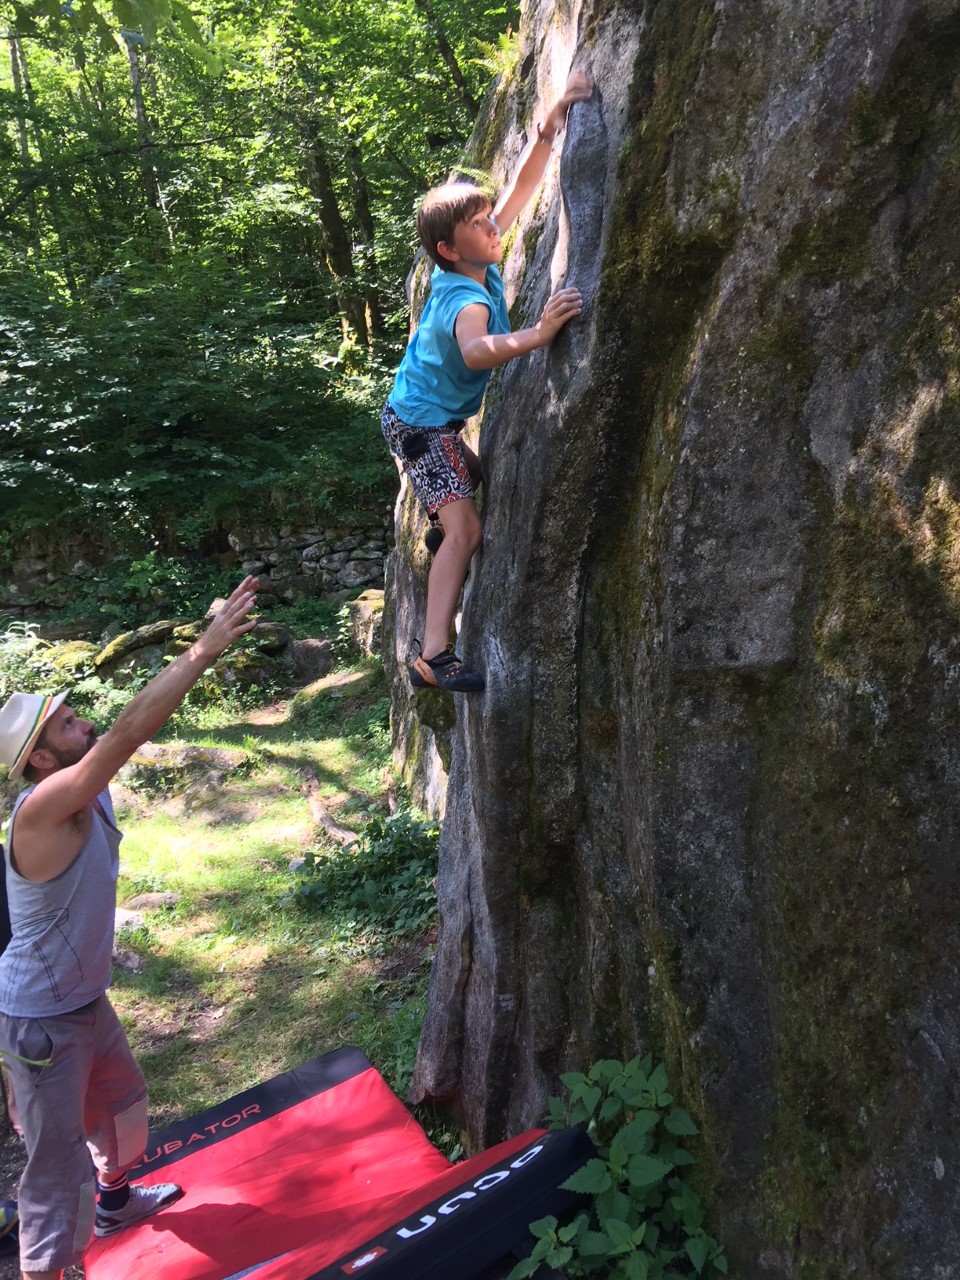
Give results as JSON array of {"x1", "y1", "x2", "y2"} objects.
[
  {"x1": 291, "y1": 662, "x2": 385, "y2": 719},
  {"x1": 247, "y1": 621, "x2": 294, "y2": 653},
  {"x1": 47, "y1": 640, "x2": 99, "y2": 678},
  {"x1": 95, "y1": 619, "x2": 189, "y2": 669},
  {"x1": 118, "y1": 743, "x2": 252, "y2": 797},
  {"x1": 346, "y1": 590, "x2": 384, "y2": 658},
  {"x1": 171, "y1": 621, "x2": 204, "y2": 646},
  {"x1": 187, "y1": 649, "x2": 286, "y2": 704},
  {"x1": 109, "y1": 646, "x2": 165, "y2": 687},
  {"x1": 168, "y1": 620, "x2": 293, "y2": 655}
]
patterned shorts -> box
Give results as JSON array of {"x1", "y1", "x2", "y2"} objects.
[{"x1": 381, "y1": 402, "x2": 475, "y2": 519}]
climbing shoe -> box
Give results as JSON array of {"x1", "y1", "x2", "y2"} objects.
[
  {"x1": 424, "y1": 523, "x2": 445, "y2": 554},
  {"x1": 410, "y1": 644, "x2": 484, "y2": 693}
]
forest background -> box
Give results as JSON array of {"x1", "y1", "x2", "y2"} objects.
[{"x1": 0, "y1": 0, "x2": 518, "y2": 588}]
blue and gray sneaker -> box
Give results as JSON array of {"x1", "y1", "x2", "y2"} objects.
[{"x1": 94, "y1": 1182, "x2": 183, "y2": 1237}]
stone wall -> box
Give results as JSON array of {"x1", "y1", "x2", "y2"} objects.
[
  {"x1": 229, "y1": 512, "x2": 392, "y2": 605},
  {"x1": 0, "y1": 509, "x2": 392, "y2": 617}
]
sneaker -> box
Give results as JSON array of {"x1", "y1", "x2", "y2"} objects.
[
  {"x1": 94, "y1": 1182, "x2": 183, "y2": 1237},
  {"x1": 424, "y1": 523, "x2": 445, "y2": 554},
  {"x1": 410, "y1": 644, "x2": 484, "y2": 693}
]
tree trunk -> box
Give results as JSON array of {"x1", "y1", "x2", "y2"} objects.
[
  {"x1": 388, "y1": 1, "x2": 960, "y2": 1274},
  {"x1": 301, "y1": 120, "x2": 369, "y2": 346},
  {"x1": 6, "y1": 31, "x2": 40, "y2": 254},
  {"x1": 124, "y1": 35, "x2": 171, "y2": 259},
  {"x1": 414, "y1": 0, "x2": 478, "y2": 117},
  {"x1": 347, "y1": 139, "x2": 385, "y2": 342},
  {"x1": 8, "y1": 32, "x2": 77, "y2": 292}
]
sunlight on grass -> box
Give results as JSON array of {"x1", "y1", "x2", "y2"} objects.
[{"x1": 107, "y1": 655, "x2": 443, "y2": 1141}]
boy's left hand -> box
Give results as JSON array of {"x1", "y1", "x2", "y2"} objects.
[
  {"x1": 544, "y1": 70, "x2": 594, "y2": 138},
  {"x1": 559, "y1": 70, "x2": 594, "y2": 111}
]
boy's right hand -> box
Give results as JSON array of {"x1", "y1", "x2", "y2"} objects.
[{"x1": 536, "y1": 287, "x2": 583, "y2": 345}]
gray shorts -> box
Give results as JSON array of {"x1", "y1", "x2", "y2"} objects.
[
  {"x1": 381, "y1": 402, "x2": 475, "y2": 517},
  {"x1": 1, "y1": 994, "x2": 148, "y2": 1270}
]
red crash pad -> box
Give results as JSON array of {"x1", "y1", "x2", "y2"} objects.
[{"x1": 85, "y1": 1047, "x2": 592, "y2": 1280}]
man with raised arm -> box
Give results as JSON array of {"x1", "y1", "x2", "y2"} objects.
[{"x1": 0, "y1": 576, "x2": 259, "y2": 1280}]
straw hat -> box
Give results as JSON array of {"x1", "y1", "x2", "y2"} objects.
[{"x1": 0, "y1": 692, "x2": 69, "y2": 780}]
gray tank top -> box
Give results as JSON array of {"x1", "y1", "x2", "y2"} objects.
[{"x1": 0, "y1": 785, "x2": 121, "y2": 1017}]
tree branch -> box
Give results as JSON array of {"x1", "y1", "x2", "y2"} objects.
[{"x1": 0, "y1": 133, "x2": 255, "y2": 224}]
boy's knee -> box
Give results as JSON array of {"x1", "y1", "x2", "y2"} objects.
[
  {"x1": 445, "y1": 511, "x2": 482, "y2": 553},
  {"x1": 464, "y1": 517, "x2": 483, "y2": 553}
]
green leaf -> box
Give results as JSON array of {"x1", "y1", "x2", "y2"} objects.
[
  {"x1": 658, "y1": 1143, "x2": 696, "y2": 1167},
  {"x1": 558, "y1": 1215, "x2": 587, "y2": 1243},
  {"x1": 603, "y1": 1217, "x2": 635, "y2": 1252},
  {"x1": 672, "y1": 1182, "x2": 705, "y2": 1230},
  {"x1": 664, "y1": 1108, "x2": 699, "y2": 1136},
  {"x1": 616, "y1": 1111, "x2": 661, "y2": 1152},
  {"x1": 562, "y1": 1159, "x2": 613, "y2": 1195},
  {"x1": 507, "y1": 1257, "x2": 540, "y2": 1279},
  {"x1": 599, "y1": 1094, "x2": 624, "y2": 1122},
  {"x1": 714, "y1": 1252, "x2": 729, "y2": 1272},
  {"x1": 578, "y1": 1230, "x2": 615, "y2": 1257},
  {"x1": 528, "y1": 1215, "x2": 558, "y2": 1239},
  {"x1": 685, "y1": 1237, "x2": 711, "y2": 1274},
  {"x1": 547, "y1": 1097, "x2": 568, "y2": 1128},
  {"x1": 627, "y1": 1154, "x2": 674, "y2": 1187},
  {"x1": 560, "y1": 1071, "x2": 588, "y2": 1092},
  {"x1": 588, "y1": 1059, "x2": 624, "y2": 1086},
  {"x1": 572, "y1": 1082, "x2": 602, "y2": 1116},
  {"x1": 620, "y1": 1253, "x2": 650, "y2": 1280},
  {"x1": 595, "y1": 1187, "x2": 633, "y2": 1224}
]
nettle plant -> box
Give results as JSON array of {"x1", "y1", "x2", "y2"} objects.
[{"x1": 510, "y1": 1056, "x2": 727, "y2": 1280}]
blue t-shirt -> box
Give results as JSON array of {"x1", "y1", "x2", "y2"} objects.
[{"x1": 390, "y1": 265, "x2": 510, "y2": 428}]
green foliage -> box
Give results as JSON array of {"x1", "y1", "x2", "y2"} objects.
[
  {"x1": 65, "y1": 550, "x2": 234, "y2": 625},
  {"x1": 510, "y1": 1058, "x2": 727, "y2": 1280},
  {"x1": 0, "y1": 622, "x2": 59, "y2": 699},
  {"x1": 0, "y1": 258, "x2": 395, "y2": 546},
  {"x1": 267, "y1": 596, "x2": 340, "y2": 640},
  {"x1": 1, "y1": 0, "x2": 519, "y2": 554},
  {"x1": 8, "y1": 0, "x2": 216, "y2": 67},
  {"x1": 332, "y1": 602, "x2": 359, "y2": 667},
  {"x1": 471, "y1": 26, "x2": 521, "y2": 79},
  {"x1": 288, "y1": 811, "x2": 439, "y2": 942}
]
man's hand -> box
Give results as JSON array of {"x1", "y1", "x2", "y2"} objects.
[
  {"x1": 535, "y1": 287, "x2": 584, "y2": 345},
  {"x1": 195, "y1": 576, "x2": 259, "y2": 662},
  {"x1": 15, "y1": 575, "x2": 261, "y2": 878}
]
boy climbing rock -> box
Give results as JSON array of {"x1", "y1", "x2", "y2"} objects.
[{"x1": 382, "y1": 69, "x2": 594, "y2": 694}]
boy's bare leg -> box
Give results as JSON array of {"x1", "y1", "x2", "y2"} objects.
[
  {"x1": 24, "y1": 1270, "x2": 61, "y2": 1279},
  {"x1": 422, "y1": 498, "x2": 482, "y2": 658}
]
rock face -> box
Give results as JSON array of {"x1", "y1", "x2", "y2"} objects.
[{"x1": 390, "y1": 2, "x2": 960, "y2": 1274}]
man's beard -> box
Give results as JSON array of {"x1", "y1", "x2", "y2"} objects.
[{"x1": 49, "y1": 730, "x2": 97, "y2": 769}]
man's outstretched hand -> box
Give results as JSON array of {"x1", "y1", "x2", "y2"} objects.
[{"x1": 198, "y1": 576, "x2": 260, "y2": 660}]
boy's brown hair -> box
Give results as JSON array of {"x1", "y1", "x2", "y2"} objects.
[{"x1": 417, "y1": 182, "x2": 493, "y2": 271}]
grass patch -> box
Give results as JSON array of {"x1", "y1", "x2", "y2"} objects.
[{"x1": 108, "y1": 655, "x2": 443, "y2": 1144}]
